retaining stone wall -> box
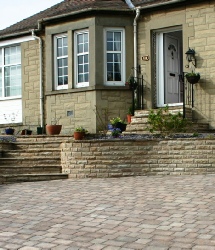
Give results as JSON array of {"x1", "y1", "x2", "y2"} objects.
[{"x1": 61, "y1": 138, "x2": 215, "y2": 178}]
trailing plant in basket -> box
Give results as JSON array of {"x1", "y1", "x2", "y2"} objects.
[
  {"x1": 185, "y1": 71, "x2": 200, "y2": 84},
  {"x1": 147, "y1": 106, "x2": 189, "y2": 136}
]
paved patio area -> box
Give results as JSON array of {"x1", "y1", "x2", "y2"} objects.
[{"x1": 0, "y1": 175, "x2": 215, "y2": 250}]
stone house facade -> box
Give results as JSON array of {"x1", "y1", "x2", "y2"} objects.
[{"x1": 0, "y1": 0, "x2": 214, "y2": 134}]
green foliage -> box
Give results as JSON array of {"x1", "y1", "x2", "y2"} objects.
[
  {"x1": 110, "y1": 117, "x2": 127, "y2": 125},
  {"x1": 128, "y1": 106, "x2": 133, "y2": 115},
  {"x1": 93, "y1": 106, "x2": 109, "y2": 135},
  {"x1": 192, "y1": 132, "x2": 199, "y2": 137},
  {"x1": 75, "y1": 126, "x2": 87, "y2": 133},
  {"x1": 185, "y1": 72, "x2": 200, "y2": 77},
  {"x1": 111, "y1": 128, "x2": 121, "y2": 137},
  {"x1": 147, "y1": 106, "x2": 188, "y2": 136}
]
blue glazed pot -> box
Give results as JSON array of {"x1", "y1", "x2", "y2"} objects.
[{"x1": 5, "y1": 128, "x2": 15, "y2": 135}]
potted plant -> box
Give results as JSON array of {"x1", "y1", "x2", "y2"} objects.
[
  {"x1": 110, "y1": 117, "x2": 127, "y2": 132},
  {"x1": 111, "y1": 128, "x2": 121, "y2": 138},
  {"x1": 5, "y1": 128, "x2": 15, "y2": 135},
  {"x1": 127, "y1": 106, "x2": 133, "y2": 124},
  {"x1": 185, "y1": 71, "x2": 200, "y2": 84},
  {"x1": 74, "y1": 126, "x2": 88, "y2": 140},
  {"x1": 46, "y1": 117, "x2": 62, "y2": 135},
  {"x1": 21, "y1": 129, "x2": 32, "y2": 135}
]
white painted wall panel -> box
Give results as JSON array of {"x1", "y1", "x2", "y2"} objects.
[{"x1": 0, "y1": 99, "x2": 22, "y2": 124}]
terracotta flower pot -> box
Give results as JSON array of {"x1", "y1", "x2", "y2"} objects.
[
  {"x1": 46, "y1": 125, "x2": 62, "y2": 135},
  {"x1": 74, "y1": 131, "x2": 85, "y2": 140},
  {"x1": 127, "y1": 114, "x2": 132, "y2": 124}
]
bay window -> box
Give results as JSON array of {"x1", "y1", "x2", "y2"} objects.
[
  {"x1": 104, "y1": 28, "x2": 125, "y2": 86},
  {"x1": 54, "y1": 34, "x2": 68, "y2": 90},
  {"x1": 75, "y1": 30, "x2": 89, "y2": 88},
  {"x1": 0, "y1": 45, "x2": 21, "y2": 98}
]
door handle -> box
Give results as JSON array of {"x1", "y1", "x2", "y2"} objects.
[{"x1": 170, "y1": 73, "x2": 175, "y2": 77}]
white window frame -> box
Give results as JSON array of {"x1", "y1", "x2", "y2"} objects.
[
  {"x1": 0, "y1": 44, "x2": 22, "y2": 100},
  {"x1": 54, "y1": 34, "x2": 68, "y2": 90},
  {"x1": 74, "y1": 29, "x2": 89, "y2": 88},
  {"x1": 104, "y1": 28, "x2": 125, "y2": 86}
]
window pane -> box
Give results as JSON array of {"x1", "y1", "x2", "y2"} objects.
[
  {"x1": 78, "y1": 44, "x2": 83, "y2": 54},
  {"x1": 58, "y1": 68, "x2": 63, "y2": 77},
  {"x1": 78, "y1": 65, "x2": 83, "y2": 73},
  {"x1": 107, "y1": 63, "x2": 113, "y2": 72},
  {"x1": 64, "y1": 67, "x2": 68, "y2": 75},
  {"x1": 84, "y1": 43, "x2": 88, "y2": 53},
  {"x1": 107, "y1": 72, "x2": 113, "y2": 81},
  {"x1": 114, "y1": 53, "x2": 121, "y2": 63},
  {"x1": 57, "y1": 38, "x2": 63, "y2": 48},
  {"x1": 107, "y1": 32, "x2": 113, "y2": 42},
  {"x1": 114, "y1": 42, "x2": 121, "y2": 51},
  {"x1": 107, "y1": 42, "x2": 113, "y2": 51},
  {"x1": 107, "y1": 53, "x2": 113, "y2": 63},
  {"x1": 58, "y1": 76, "x2": 63, "y2": 85},
  {"x1": 78, "y1": 74, "x2": 84, "y2": 83},
  {"x1": 84, "y1": 73, "x2": 89, "y2": 82},
  {"x1": 63, "y1": 58, "x2": 68, "y2": 67},
  {"x1": 84, "y1": 33, "x2": 88, "y2": 43},
  {"x1": 63, "y1": 47, "x2": 68, "y2": 56},
  {"x1": 114, "y1": 63, "x2": 121, "y2": 72},
  {"x1": 5, "y1": 46, "x2": 21, "y2": 65},
  {"x1": 115, "y1": 73, "x2": 121, "y2": 81},
  {"x1": 77, "y1": 34, "x2": 83, "y2": 44},
  {"x1": 0, "y1": 68, "x2": 2, "y2": 97},
  {"x1": 78, "y1": 55, "x2": 83, "y2": 64},
  {"x1": 114, "y1": 32, "x2": 121, "y2": 41},
  {"x1": 0, "y1": 49, "x2": 2, "y2": 66},
  {"x1": 58, "y1": 59, "x2": 63, "y2": 67},
  {"x1": 84, "y1": 55, "x2": 88, "y2": 63},
  {"x1": 4, "y1": 65, "x2": 21, "y2": 97},
  {"x1": 84, "y1": 64, "x2": 88, "y2": 72},
  {"x1": 57, "y1": 47, "x2": 62, "y2": 57}
]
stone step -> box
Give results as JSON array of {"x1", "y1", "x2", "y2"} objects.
[
  {"x1": 0, "y1": 165, "x2": 62, "y2": 174},
  {"x1": 16, "y1": 135, "x2": 72, "y2": 142},
  {"x1": 14, "y1": 142, "x2": 62, "y2": 150},
  {"x1": 0, "y1": 173, "x2": 68, "y2": 184},
  {"x1": 0, "y1": 157, "x2": 60, "y2": 166},
  {"x1": 3, "y1": 149, "x2": 60, "y2": 158}
]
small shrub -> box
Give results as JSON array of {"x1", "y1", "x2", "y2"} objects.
[
  {"x1": 111, "y1": 128, "x2": 121, "y2": 137},
  {"x1": 147, "y1": 106, "x2": 189, "y2": 136}
]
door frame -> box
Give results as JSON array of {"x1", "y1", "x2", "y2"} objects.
[{"x1": 155, "y1": 26, "x2": 183, "y2": 107}]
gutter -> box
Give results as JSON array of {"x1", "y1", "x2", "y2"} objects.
[
  {"x1": 125, "y1": 0, "x2": 140, "y2": 78},
  {"x1": 31, "y1": 30, "x2": 44, "y2": 129},
  {"x1": 138, "y1": 0, "x2": 186, "y2": 10}
]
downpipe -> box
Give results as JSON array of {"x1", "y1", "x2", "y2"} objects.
[{"x1": 31, "y1": 30, "x2": 44, "y2": 129}]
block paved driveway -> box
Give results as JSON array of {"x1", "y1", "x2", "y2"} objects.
[{"x1": 0, "y1": 175, "x2": 215, "y2": 250}]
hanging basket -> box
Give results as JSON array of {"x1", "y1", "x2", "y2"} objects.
[{"x1": 185, "y1": 74, "x2": 200, "y2": 84}]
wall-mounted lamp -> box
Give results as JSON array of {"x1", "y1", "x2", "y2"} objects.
[{"x1": 185, "y1": 48, "x2": 196, "y2": 68}]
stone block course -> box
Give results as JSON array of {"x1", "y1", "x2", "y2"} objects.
[{"x1": 61, "y1": 138, "x2": 215, "y2": 178}]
